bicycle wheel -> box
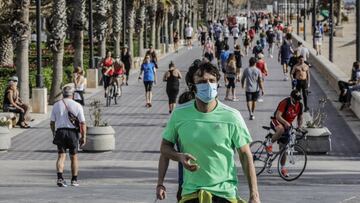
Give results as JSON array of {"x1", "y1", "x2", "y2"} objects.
[
  {"x1": 250, "y1": 141, "x2": 268, "y2": 176},
  {"x1": 277, "y1": 144, "x2": 307, "y2": 181},
  {"x1": 114, "y1": 85, "x2": 118, "y2": 105}
]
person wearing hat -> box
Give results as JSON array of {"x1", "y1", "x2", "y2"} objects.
[
  {"x1": 50, "y1": 85, "x2": 86, "y2": 187},
  {"x1": 2, "y1": 76, "x2": 31, "y2": 128},
  {"x1": 121, "y1": 45, "x2": 132, "y2": 86}
]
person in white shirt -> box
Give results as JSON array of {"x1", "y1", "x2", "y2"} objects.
[
  {"x1": 50, "y1": 86, "x2": 86, "y2": 187},
  {"x1": 223, "y1": 25, "x2": 230, "y2": 45},
  {"x1": 297, "y1": 42, "x2": 310, "y2": 62},
  {"x1": 232, "y1": 26, "x2": 240, "y2": 45},
  {"x1": 185, "y1": 23, "x2": 194, "y2": 49}
]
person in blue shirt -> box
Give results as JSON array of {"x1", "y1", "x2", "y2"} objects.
[
  {"x1": 220, "y1": 44, "x2": 230, "y2": 86},
  {"x1": 139, "y1": 55, "x2": 157, "y2": 107}
]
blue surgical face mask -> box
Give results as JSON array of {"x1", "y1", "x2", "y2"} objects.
[{"x1": 195, "y1": 82, "x2": 218, "y2": 103}]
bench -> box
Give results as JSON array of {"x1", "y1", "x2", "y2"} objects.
[{"x1": 351, "y1": 91, "x2": 360, "y2": 119}]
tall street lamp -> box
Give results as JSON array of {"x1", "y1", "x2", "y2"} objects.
[
  {"x1": 297, "y1": 0, "x2": 300, "y2": 35},
  {"x1": 329, "y1": 0, "x2": 334, "y2": 62},
  {"x1": 357, "y1": 0, "x2": 360, "y2": 61},
  {"x1": 36, "y1": 0, "x2": 43, "y2": 88},
  {"x1": 303, "y1": 0, "x2": 306, "y2": 40},
  {"x1": 312, "y1": 0, "x2": 316, "y2": 48},
  {"x1": 88, "y1": 0, "x2": 94, "y2": 69}
]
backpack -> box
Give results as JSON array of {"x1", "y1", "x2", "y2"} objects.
[
  {"x1": 272, "y1": 97, "x2": 303, "y2": 119},
  {"x1": 220, "y1": 51, "x2": 230, "y2": 62}
]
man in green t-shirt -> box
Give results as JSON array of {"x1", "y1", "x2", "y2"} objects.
[{"x1": 159, "y1": 62, "x2": 260, "y2": 203}]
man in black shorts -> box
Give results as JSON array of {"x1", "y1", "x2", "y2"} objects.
[
  {"x1": 241, "y1": 57, "x2": 264, "y2": 120},
  {"x1": 50, "y1": 86, "x2": 86, "y2": 187}
]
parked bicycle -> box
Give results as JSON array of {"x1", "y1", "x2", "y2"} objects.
[{"x1": 250, "y1": 126, "x2": 308, "y2": 181}]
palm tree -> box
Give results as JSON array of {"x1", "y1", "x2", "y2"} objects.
[
  {"x1": 135, "y1": 0, "x2": 146, "y2": 57},
  {"x1": 125, "y1": 0, "x2": 135, "y2": 56},
  {"x1": 173, "y1": 0, "x2": 181, "y2": 34},
  {"x1": 68, "y1": 0, "x2": 85, "y2": 68},
  {"x1": 94, "y1": 0, "x2": 108, "y2": 58},
  {"x1": 0, "y1": 1, "x2": 14, "y2": 66},
  {"x1": 148, "y1": 0, "x2": 157, "y2": 48},
  {"x1": 112, "y1": 0, "x2": 122, "y2": 57},
  {"x1": 48, "y1": 0, "x2": 67, "y2": 104},
  {"x1": 12, "y1": 0, "x2": 31, "y2": 104}
]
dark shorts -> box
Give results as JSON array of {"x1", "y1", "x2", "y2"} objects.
[
  {"x1": 246, "y1": 91, "x2": 259, "y2": 102},
  {"x1": 281, "y1": 58, "x2": 290, "y2": 65},
  {"x1": 186, "y1": 37, "x2": 192, "y2": 40},
  {"x1": 53, "y1": 128, "x2": 79, "y2": 155},
  {"x1": 144, "y1": 81, "x2": 153, "y2": 92},
  {"x1": 103, "y1": 75, "x2": 111, "y2": 89},
  {"x1": 270, "y1": 121, "x2": 291, "y2": 144},
  {"x1": 204, "y1": 52, "x2": 214, "y2": 61},
  {"x1": 226, "y1": 77, "x2": 236, "y2": 89}
]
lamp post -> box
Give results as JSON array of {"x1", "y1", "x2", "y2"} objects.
[
  {"x1": 88, "y1": 0, "x2": 94, "y2": 69},
  {"x1": 329, "y1": 0, "x2": 334, "y2": 62},
  {"x1": 357, "y1": 0, "x2": 360, "y2": 61},
  {"x1": 312, "y1": 0, "x2": 316, "y2": 48},
  {"x1": 303, "y1": 0, "x2": 306, "y2": 40},
  {"x1": 297, "y1": 0, "x2": 300, "y2": 35},
  {"x1": 36, "y1": 0, "x2": 43, "y2": 88}
]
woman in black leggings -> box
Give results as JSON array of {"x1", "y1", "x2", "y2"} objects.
[{"x1": 163, "y1": 61, "x2": 182, "y2": 113}]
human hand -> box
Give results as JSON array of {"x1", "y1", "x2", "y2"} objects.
[
  {"x1": 138, "y1": 76, "x2": 142, "y2": 80},
  {"x1": 79, "y1": 137, "x2": 86, "y2": 147},
  {"x1": 249, "y1": 196, "x2": 261, "y2": 203},
  {"x1": 19, "y1": 108, "x2": 25, "y2": 113},
  {"x1": 284, "y1": 122, "x2": 291, "y2": 130},
  {"x1": 156, "y1": 185, "x2": 166, "y2": 200},
  {"x1": 178, "y1": 153, "x2": 199, "y2": 172}
]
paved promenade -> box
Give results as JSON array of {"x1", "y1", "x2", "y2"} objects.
[{"x1": 0, "y1": 41, "x2": 360, "y2": 203}]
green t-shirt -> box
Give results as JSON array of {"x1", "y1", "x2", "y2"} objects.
[{"x1": 162, "y1": 100, "x2": 252, "y2": 199}]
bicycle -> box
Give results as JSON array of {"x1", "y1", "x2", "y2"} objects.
[
  {"x1": 105, "y1": 77, "x2": 121, "y2": 107},
  {"x1": 250, "y1": 126, "x2": 308, "y2": 181}
]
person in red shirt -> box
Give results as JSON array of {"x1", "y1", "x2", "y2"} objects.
[
  {"x1": 255, "y1": 54, "x2": 268, "y2": 102},
  {"x1": 113, "y1": 59, "x2": 125, "y2": 95},
  {"x1": 101, "y1": 51, "x2": 115, "y2": 94},
  {"x1": 266, "y1": 90, "x2": 303, "y2": 177},
  {"x1": 248, "y1": 27, "x2": 256, "y2": 46}
]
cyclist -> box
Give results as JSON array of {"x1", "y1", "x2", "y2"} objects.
[
  {"x1": 113, "y1": 59, "x2": 125, "y2": 96},
  {"x1": 266, "y1": 90, "x2": 303, "y2": 177},
  {"x1": 100, "y1": 51, "x2": 115, "y2": 97}
]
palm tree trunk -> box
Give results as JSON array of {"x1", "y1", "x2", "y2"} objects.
[
  {"x1": 71, "y1": 0, "x2": 85, "y2": 68},
  {"x1": 156, "y1": 24, "x2": 161, "y2": 49},
  {"x1": 13, "y1": 0, "x2": 30, "y2": 104},
  {"x1": 0, "y1": 35, "x2": 14, "y2": 66},
  {"x1": 211, "y1": 0, "x2": 215, "y2": 21},
  {"x1": 164, "y1": 12, "x2": 169, "y2": 52},
  {"x1": 126, "y1": 0, "x2": 135, "y2": 56},
  {"x1": 180, "y1": 0, "x2": 185, "y2": 39},
  {"x1": 148, "y1": 1, "x2": 157, "y2": 47},
  {"x1": 94, "y1": 0, "x2": 108, "y2": 58},
  {"x1": 113, "y1": 0, "x2": 122, "y2": 57},
  {"x1": 49, "y1": 0, "x2": 67, "y2": 104},
  {"x1": 169, "y1": 17, "x2": 174, "y2": 45},
  {"x1": 136, "y1": 0, "x2": 146, "y2": 57}
]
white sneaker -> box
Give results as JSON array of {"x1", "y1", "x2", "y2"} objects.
[
  {"x1": 283, "y1": 77, "x2": 288, "y2": 81},
  {"x1": 257, "y1": 98, "x2": 264, "y2": 102}
]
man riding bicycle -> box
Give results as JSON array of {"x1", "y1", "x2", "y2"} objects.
[{"x1": 266, "y1": 90, "x2": 303, "y2": 176}]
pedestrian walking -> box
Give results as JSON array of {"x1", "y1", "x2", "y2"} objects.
[
  {"x1": 241, "y1": 57, "x2": 264, "y2": 120},
  {"x1": 163, "y1": 61, "x2": 182, "y2": 114},
  {"x1": 253, "y1": 40, "x2": 264, "y2": 58},
  {"x1": 220, "y1": 44, "x2": 231, "y2": 85},
  {"x1": 278, "y1": 40, "x2": 294, "y2": 81},
  {"x1": 232, "y1": 25, "x2": 240, "y2": 45},
  {"x1": 185, "y1": 23, "x2": 194, "y2": 49},
  {"x1": 159, "y1": 62, "x2": 260, "y2": 203},
  {"x1": 291, "y1": 55, "x2": 310, "y2": 112},
  {"x1": 223, "y1": 24, "x2": 230, "y2": 45},
  {"x1": 289, "y1": 50, "x2": 300, "y2": 89},
  {"x1": 121, "y1": 45, "x2": 132, "y2": 86},
  {"x1": 314, "y1": 21, "x2": 324, "y2": 55},
  {"x1": 243, "y1": 32, "x2": 251, "y2": 56},
  {"x1": 275, "y1": 26, "x2": 284, "y2": 48},
  {"x1": 266, "y1": 27, "x2": 276, "y2": 58},
  {"x1": 255, "y1": 54, "x2": 268, "y2": 102},
  {"x1": 145, "y1": 44, "x2": 159, "y2": 69},
  {"x1": 50, "y1": 85, "x2": 86, "y2": 187},
  {"x1": 225, "y1": 55, "x2": 239, "y2": 101},
  {"x1": 173, "y1": 30, "x2": 180, "y2": 53},
  {"x1": 297, "y1": 42, "x2": 310, "y2": 62},
  {"x1": 73, "y1": 67, "x2": 86, "y2": 106},
  {"x1": 203, "y1": 37, "x2": 215, "y2": 62},
  {"x1": 139, "y1": 55, "x2": 157, "y2": 108},
  {"x1": 234, "y1": 44, "x2": 243, "y2": 73}
]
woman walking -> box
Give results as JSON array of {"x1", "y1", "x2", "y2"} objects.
[
  {"x1": 121, "y1": 45, "x2": 132, "y2": 86},
  {"x1": 163, "y1": 61, "x2": 182, "y2": 113},
  {"x1": 139, "y1": 55, "x2": 157, "y2": 108},
  {"x1": 173, "y1": 30, "x2": 180, "y2": 53},
  {"x1": 225, "y1": 55, "x2": 239, "y2": 101},
  {"x1": 73, "y1": 67, "x2": 86, "y2": 105}
]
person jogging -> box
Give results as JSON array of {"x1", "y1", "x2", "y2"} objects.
[
  {"x1": 139, "y1": 55, "x2": 157, "y2": 108},
  {"x1": 163, "y1": 61, "x2": 182, "y2": 113}
]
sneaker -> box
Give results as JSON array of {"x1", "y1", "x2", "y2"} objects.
[
  {"x1": 250, "y1": 115, "x2": 255, "y2": 120},
  {"x1": 148, "y1": 103, "x2": 152, "y2": 108},
  {"x1": 304, "y1": 107, "x2": 309, "y2": 112},
  {"x1": 57, "y1": 179, "x2": 67, "y2": 187},
  {"x1": 281, "y1": 168, "x2": 289, "y2": 177},
  {"x1": 257, "y1": 98, "x2": 264, "y2": 102},
  {"x1": 71, "y1": 180, "x2": 79, "y2": 187},
  {"x1": 283, "y1": 77, "x2": 288, "y2": 81},
  {"x1": 224, "y1": 97, "x2": 231, "y2": 101},
  {"x1": 232, "y1": 98, "x2": 239, "y2": 101}
]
